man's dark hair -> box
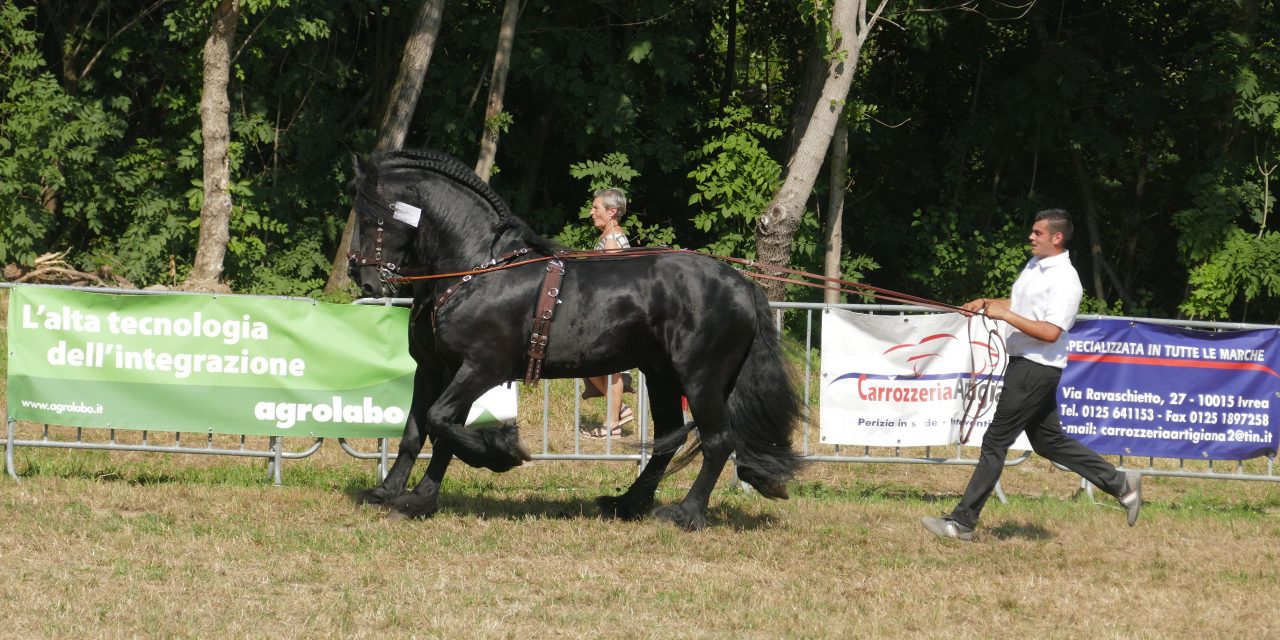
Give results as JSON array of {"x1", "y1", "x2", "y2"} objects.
[{"x1": 1035, "y1": 208, "x2": 1073, "y2": 245}]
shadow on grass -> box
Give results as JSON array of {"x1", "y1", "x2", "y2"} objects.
[
  {"x1": 987, "y1": 521, "x2": 1054, "y2": 541},
  {"x1": 17, "y1": 455, "x2": 355, "y2": 488},
  {"x1": 342, "y1": 484, "x2": 780, "y2": 530},
  {"x1": 18, "y1": 460, "x2": 184, "y2": 486},
  {"x1": 790, "y1": 480, "x2": 935, "y2": 502}
]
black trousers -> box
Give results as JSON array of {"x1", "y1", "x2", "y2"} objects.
[{"x1": 949, "y1": 357, "x2": 1125, "y2": 529}]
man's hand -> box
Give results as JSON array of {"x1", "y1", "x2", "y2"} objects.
[{"x1": 960, "y1": 297, "x2": 1010, "y2": 319}]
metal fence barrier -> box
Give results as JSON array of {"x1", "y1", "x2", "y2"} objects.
[
  {"x1": 343, "y1": 297, "x2": 1034, "y2": 502},
  {"x1": 330, "y1": 298, "x2": 1280, "y2": 493},
  {"x1": 4, "y1": 417, "x2": 321, "y2": 485},
  {"x1": 4, "y1": 284, "x2": 1277, "y2": 495}
]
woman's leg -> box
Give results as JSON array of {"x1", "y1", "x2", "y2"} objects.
[
  {"x1": 586, "y1": 373, "x2": 632, "y2": 432},
  {"x1": 606, "y1": 373, "x2": 625, "y2": 425},
  {"x1": 587, "y1": 374, "x2": 627, "y2": 425}
]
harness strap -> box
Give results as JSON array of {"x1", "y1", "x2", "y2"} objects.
[
  {"x1": 524, "y1": 258, "x2": 566, "y2": 386},
  {"x1": 431, "y1": 248, "x2": 535, "y2": 328}
]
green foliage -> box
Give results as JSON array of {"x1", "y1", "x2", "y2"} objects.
[
  {"x1": 2, "y1": 0, "x2": 1279, "y2": 323},
  {"x1": 86, "y1": 140, "x2": 194, "y2": 286},
  {"x1": 484, "y1": 111, "x2": 514, "y2": 137},
  {"x1": 686, "y1": 107, "x2": 782, "y2": 259},
  {"x1": 1180, "y1": 229, "x2": 1280, "y2": 320},
  {"x1": 0, "y1": 5, "x2": 126, "y2": 266},
  {"x1": 569, "y1": 152, "x2": 640, "y2": 193},
  {"x1": 1172, "y1": 176, "x2": 1253, "y2": 265},
  {"x1": 563, "y1": 152, "x2": 676, "y2": 249},
  {"x1": 907, "y1": 207, "x2": 1027, "y2": 305},
  {"x1": 1078, "y1": 296, "x2": 1128, "y2": 316},
  {"x1": 1170, "y1": 11, "x2": 1280, "y2": 320}
]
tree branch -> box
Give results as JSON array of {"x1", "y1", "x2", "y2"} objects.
[{"x1": 77, "y1": 0, "x2": 171, "y2": 82}]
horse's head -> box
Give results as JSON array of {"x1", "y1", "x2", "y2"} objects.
[{"x1": 346, "y1": 153, "x2": 420, "y2": 297}]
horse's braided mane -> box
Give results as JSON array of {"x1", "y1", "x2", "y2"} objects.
[
  {"x1": 375, "y1": 149, "x2": 515, "y2": 222},
  {"x1": 372, "y1": 149, "x2": 557, "y2": 252}
]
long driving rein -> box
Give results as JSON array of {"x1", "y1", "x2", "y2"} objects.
[
  {"x1": 387, "y1": 245, "x2": 968, "y2": 313},
  {"x1": 362, "y1": 240, "x2": 1001, "y2": 443}
]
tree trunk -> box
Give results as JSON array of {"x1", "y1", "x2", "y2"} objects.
[
  {"x1": 516, "y1": 110, "x2": 553, "y2": 212},
  {"x1": 184, "y1": 0, "x2": 239, "y2": 292},
  {"x1": 754, "y1": 0, "x2": 887, "y2": 301},
  {"x1": 823, "y1": 116, "x2": 849, "y2": 305},
  {"x1": 782, "y1": 34, "x2": 829, "y2": 166},
  {"x1": 474, "y1": 0, "x2": 521, "y2": 183},
  {"x1": 324, "y1": 0, "x2": 447, "y2": 294},
  {"x1": 719, "y1": 0, "x2": 738, "y2": 112},
  {"x1": 1066, "y1": 143, "x2": 1134, "y2": 309}
]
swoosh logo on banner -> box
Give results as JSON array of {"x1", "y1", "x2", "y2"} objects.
[{"x1": 1068, "y1": 354, "x2": 1280, "y2": 379}]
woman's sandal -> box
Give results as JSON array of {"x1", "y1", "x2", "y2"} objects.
[
  {"x1": 587, "y1": 425, "x2": 623, "y2": 438},
  {"x1": 586, "y1": 405, "x2": 634, "y2": 438}
]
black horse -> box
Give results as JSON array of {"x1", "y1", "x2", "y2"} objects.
[{"x1": 347, "y1": 149, "x2": 801, "y2": 530}]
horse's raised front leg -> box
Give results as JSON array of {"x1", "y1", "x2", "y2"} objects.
[
  {"x1": 653, "y1": 391, "x2": 731, "y2": 531},
  {"x1": 427, "y1": 365, "x2": 531, "y2": 473},
  {"x1": 358, "y1": 367, "x2": 442, "y2": 506},
  {"x1": 599, "y1": 373, "x2": 685, "y2": 521}
]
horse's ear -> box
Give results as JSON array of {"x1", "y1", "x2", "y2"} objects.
[
  {"x1": 351, "y1": 152, "x2": 367, "y2": 181},
  {"x1": 348, "y1": 152, "x2": 378, "y2": 194}
]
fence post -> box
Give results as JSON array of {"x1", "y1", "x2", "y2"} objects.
[{"x1": 6, "y1": 417, "x2": 18, "y2": 482}]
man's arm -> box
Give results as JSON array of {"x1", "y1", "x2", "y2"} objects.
[{"x1": 962, "y1": 297, "x2": 1062, "y2": 343}]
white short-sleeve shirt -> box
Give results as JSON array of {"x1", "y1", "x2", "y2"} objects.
[{"x1": 1005, "y1": 250, "x2": 1083, "y2": 369}]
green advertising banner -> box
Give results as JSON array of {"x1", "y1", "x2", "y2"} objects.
[{"x1": 6, "y1": 286, "x2": 420, "y2": 437}]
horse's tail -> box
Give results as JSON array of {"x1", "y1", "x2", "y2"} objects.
[
  {"x1": 723, "y1": 291, "x2": 804, "y2": 498},
  {"x1": 651, "y1": 289, "x2": 802, "y2": 496}
]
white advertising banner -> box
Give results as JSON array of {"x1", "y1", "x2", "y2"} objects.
[
  {"x1": 820, "y1": 309, "x2": 1029, "y2": 450},
  {"x1": 467, "y1": 382, "x2": 518, "y2": 427}
]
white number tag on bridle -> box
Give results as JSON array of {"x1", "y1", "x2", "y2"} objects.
[{"x1": 393, "y1": 201, "x2": 422, "y2": 227}]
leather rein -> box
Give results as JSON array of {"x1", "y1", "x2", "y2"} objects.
[
  {"x1": 388, "y1": 246, "x2": 968, "y2": 314},
  {"x1": 350, "y1": 187, "x2": 997, "y2": 429},
  {"x1": 372, "y1": 243, "x2": 1001, "y2": 443}
]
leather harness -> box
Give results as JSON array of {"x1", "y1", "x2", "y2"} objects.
[{"x1": 424, "y1": 246, "x2": 565, "y2": 386}]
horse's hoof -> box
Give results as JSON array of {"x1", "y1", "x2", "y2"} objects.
[
  {"x1": 357, "y1": 486, "x2": 399, "y2": 506},
  {"x1": 458, "y1": 424, "x2": 531, "y2": 472},
  {"x1": 387, "y1": 493, "x2": 440, "y2": 519},
  {"x1": 653, "y1": 504, "x2": 707, "y2": 531},
  {"x1": 737, "y1": 467, "x2": 790, "y2": 500}
]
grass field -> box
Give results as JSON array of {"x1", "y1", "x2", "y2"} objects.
[
  {"x1": 2, "y1": 446, "x2": 1278, "y2": 639},
  {"x1": 4, "y1": 288, "x2": 1280, "y2": 638}
]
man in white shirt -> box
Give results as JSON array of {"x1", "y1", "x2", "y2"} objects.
[{"x1": 922, "y1": 209, "x2": 1142, "y2": 542}]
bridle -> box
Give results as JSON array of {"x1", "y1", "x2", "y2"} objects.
[
  {"x1": 348, "y1": 219, "x2": 399, "y2": 276},
  {"x1": 347, "y1": 184, "x2": 404, "y2": 292}
]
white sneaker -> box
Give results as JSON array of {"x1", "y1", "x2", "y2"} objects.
[
  {"x1": 1118, "y1": 470, "x2": 1142, "y2": 527},
  {"x1": 921, "y1": 515, "x2": 974, "y2": 541}
]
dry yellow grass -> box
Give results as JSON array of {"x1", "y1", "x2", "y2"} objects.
[{"x1": 1, "y1": 449, "x2": 1278, "y2": 639}]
